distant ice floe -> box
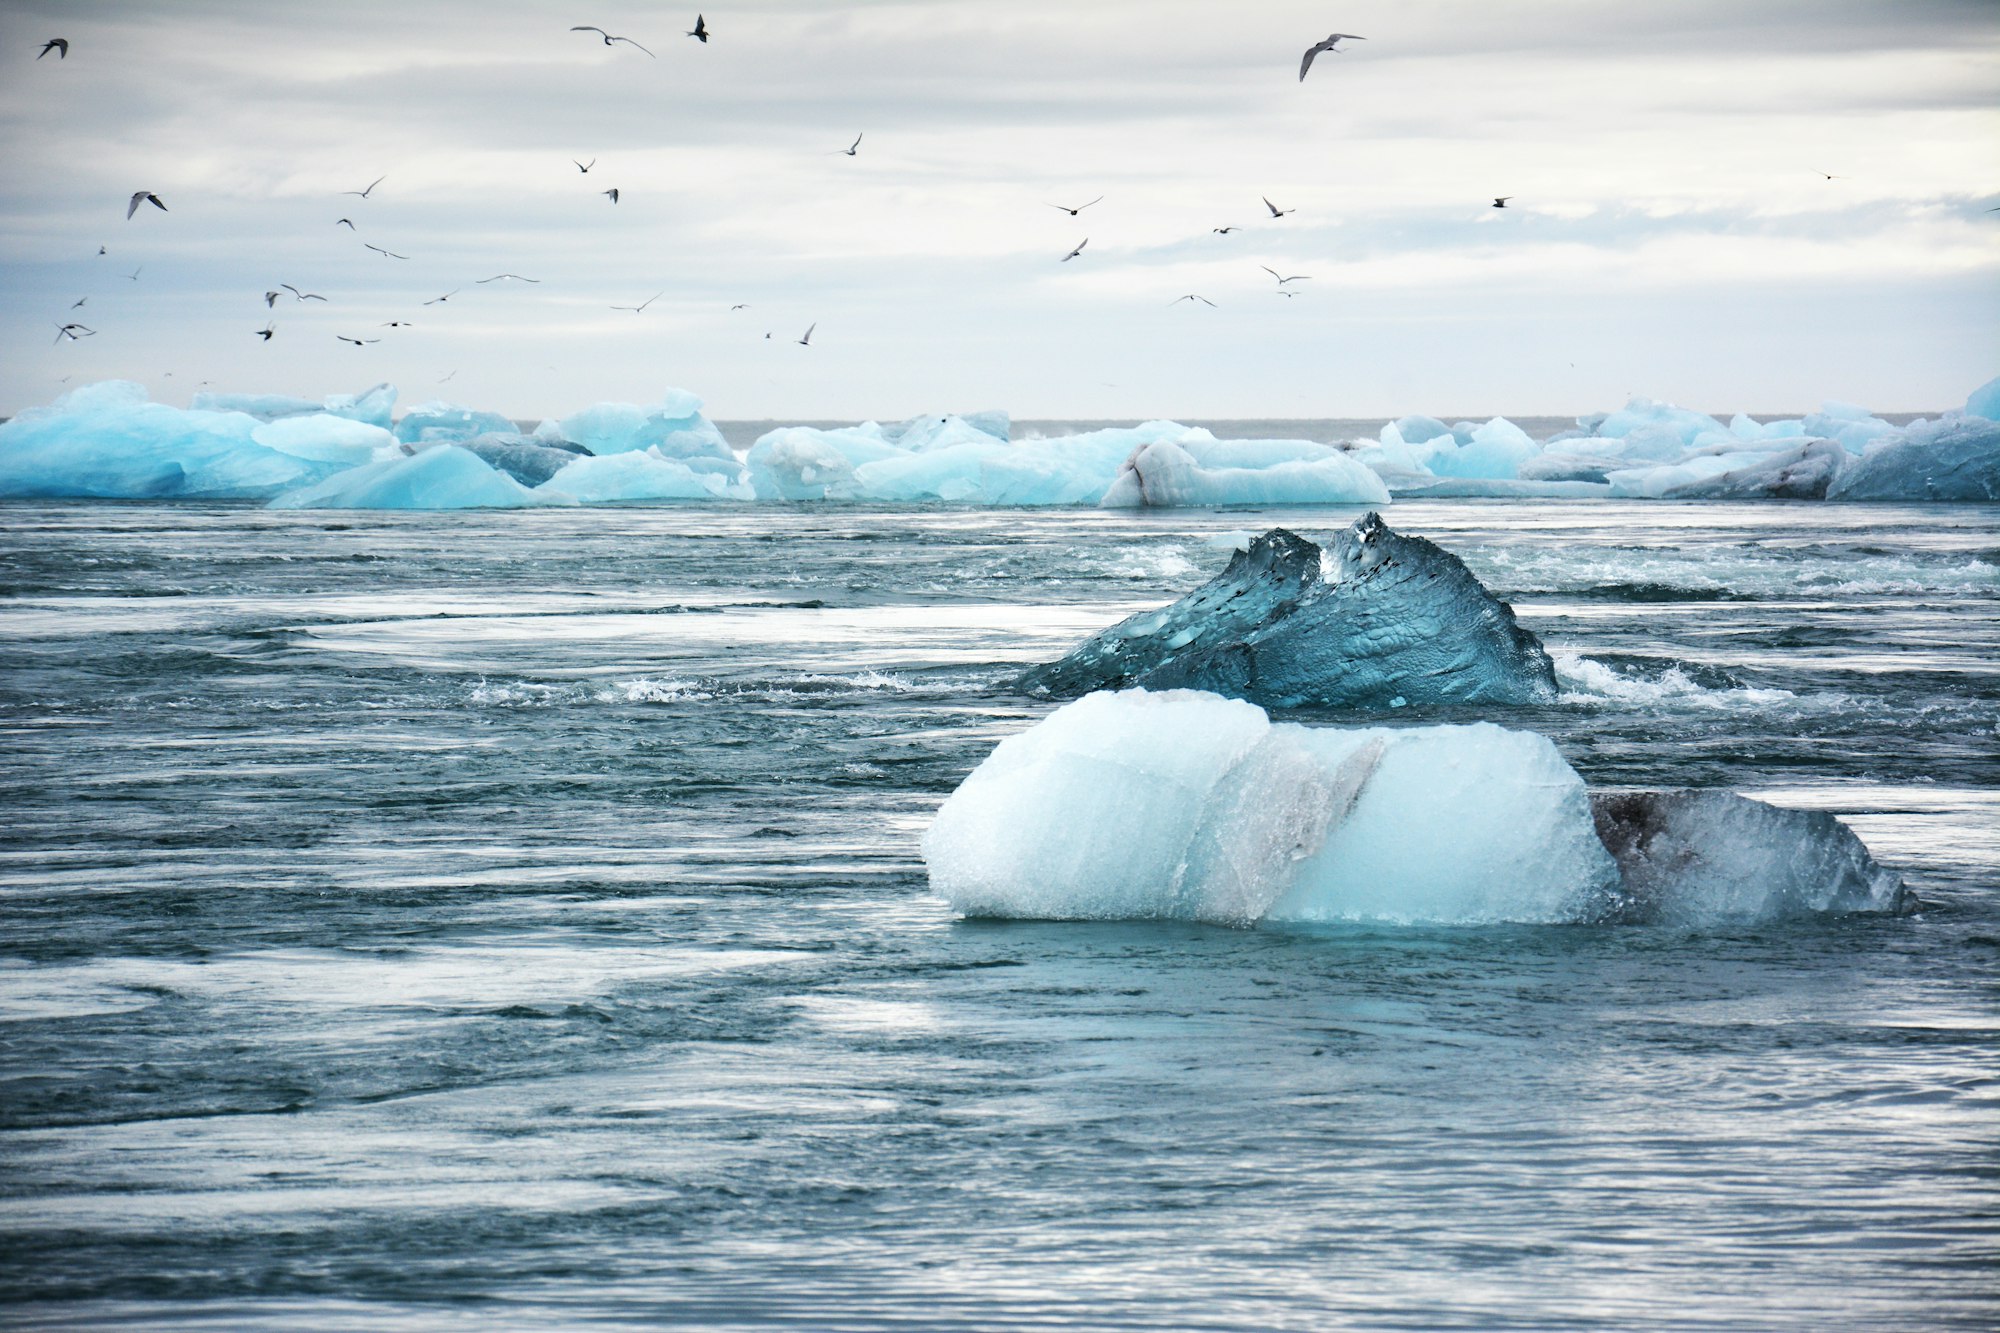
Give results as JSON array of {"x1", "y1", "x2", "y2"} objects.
[
  {"x1": 2, "y1": 375, "x2": 1994, "y2": 509},
  {"x1": 924, "y1": 688, "x2": 1905, "y2": 929}
]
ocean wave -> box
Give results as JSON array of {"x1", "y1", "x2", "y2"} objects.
[{"x1": 1555, "y1": 652, "x2": 1797, "y2": 708}]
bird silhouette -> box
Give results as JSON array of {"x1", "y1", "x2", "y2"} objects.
[
  {"x1": 255, "y1": 323, "x2": 275, "y2": 341},
  {"x1": 1261, "y1": 266, "x2": 1311, "y2": 284},
  {"x1": 281, "y1": 284, "x2": 327, "y2": 302},
  {"x1": 602, "y1": 188, "x2": 620, "y2": 204},
  {"x1": 1171, "y1": 295, "x2": 1218, "y2": 307},
  {"x1": 611, "y1": 292, "x2": 664, "y2": 313},
  {"x1": 126, "y1": 192, "x2": 166, "y2": 219},
  {"x1": 798, "y1": 323, "x2": 816, "y2": 346},
  {"x1": 840, "y1": 133, "x2": 863, "y2": 156},
  {"x1": 1050, "y1": 197, "x2": 1103, "y2": 216},
  {"x1": 575, "y1": 158, "x2": 595, "y2": 173},
  {"x1": 688, "y1": 15, "x2": 708, "y2": 42},
  {"x1": 1062, "y1": 238, "x2": 1088, "y2": 262},
  {"x1": 336, "y1": 335, "x2": 380, "y2": 347},
  {"x1": 70, "y1": 296, "x2": 87, "y2": 309},
  {"x1": 55, "y1": 323, "x2": 94, "y2": 342},
  {"x1": 571, "y1": 26, "x2": 654, "y2": 56},
  {"x1": 1263, "y1": 197, "x2": 1295, "y2": 218},
  {"x1": 1299, "y1": 33, "x2": 1364, "y2": 81},
  {"x1": 336, "y1": 218, "x2": 355, "y2": 229},
  {"x1": 39, "y1": 38, "x2": 68, "y2": 60},
  {"x1": 364, "y1": 243, "x2": 410, "y2": 259},
  {"x1": 1212, "y1": 226, "x2": 1241, "y2": 235},
  {"x1": 1492, "y1": 197, "x2": 1513, "y2": 208},
  {"x1": 342, "y1": 176, "x2": 386, "y2": 198},
  {"x1": 423, "y1": 290, "x2": 460, "y2": 305}
]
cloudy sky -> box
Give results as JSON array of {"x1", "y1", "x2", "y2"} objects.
[{"x1": 1, "y1": 0, "x2": 1996, "y2": 421}]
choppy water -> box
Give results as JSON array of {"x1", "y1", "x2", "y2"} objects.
[{"x1": 1, "y1": 499, "x2": 1996, "y2": 1330}]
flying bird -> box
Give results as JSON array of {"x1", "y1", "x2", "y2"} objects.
[
  {"x1": 1299, "y1": 34, "x2": 1364, "y2": 82},
  {"x1": 570, "y1": 26, "x2": 654, "y2": 56},
  {"x1": 336, "y1": 218, "x2": 355, "y2": 229},
  {"x1": 1261, "y1": 266, "x2": 1311, "y2": 284},
  {"x1": 1212, "y1": 226, "x2": 1241, "y2": 234},
  {"x1": 438, "y1": 370, "x2": 457, "y2": 383},
  {"x1": 281, "y1": 284, "x2": 326, "y2": 301},
  {"x1": 126, "y1": 191, "x2": 166, "y2": 219},
  {"x1": 611, "y1": 292, "x2": 664, "y2": 313},
  {"x1": 97, "y1": 246, "x2": 106, "y2": 255},
  {"x1": 1263, "y1": 196, "x2": 1295, "y2": 218},
  {"x1": 364, "y1": 243, "x2": 410, "y2": 259},
  {"x1": 688, "y1": 15, "x2": 708, "y2": 42},
  {"x1": 1061, "y1": 238, "x2": 1088, "y2": 262},
  {"x1": 39, "y1": 38, "x2": 68, "y2": 60},
  {"x1": 255, "y1": 323, "x2": 275, "y2": 341},
  {"x1": 70, "y1": 296, "x2": 87, "y2": 309},
  {"x1": 336, "y1": 335, "x2": 380, "y2": 347},
  {"x1": 730, "y1": 303, "x2": 748, "y2": 310},
  {"x1": 575, "y1": 158, "x2": 595, "y2": 173},
  {"x1": 1049, "y1": 196, "x2": 1103, "y2": 216},
  {"x1": 841, "y1": 133, "x2": 863, "y2": 156},
  {"x1": 1171, "y1": 295, "x2": 1218, "y2": 307},
  {"x1": 54, "y1": 323, "x2": 95, "y2": 342},
  {"x1": 798, "y1": 323, "x2": 816, "y2": 346},
  {"x1": 381, "y1": 320, "x2": 413, "y2": 328},
  {"x1": 1492, "y1": 197, "x2": 1513, "y2": 208},
  {"x1": 423, "y1": 290, "x2": 460, "y2": 305},
  {"x1": 601, "y1": 188, "x2": 620, "y2": 204},
  {"x1": 477, "y1": 274, "x2": 540, "y2": 283},
  {"x1": 1816, "y1": 171, "x2": 1842, "y2": 181},
  {"x1": 126, "y1": 266, "x2": 142, "y2": 281},
  {"x1": 343, "y1": 176, "x2": 386, "y2": 198}
]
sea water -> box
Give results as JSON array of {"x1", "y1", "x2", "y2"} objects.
[{"x1": 1, "y1": 499, "x2": 1995, "y2": 1329}]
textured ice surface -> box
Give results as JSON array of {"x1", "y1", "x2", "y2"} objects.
[
  {"x1": 252, "y1": 415, "x2": 396, "y2": 467},
  {"x1": 270, "y1": 444, "x2": 564, "y2": 510},
  {"x1": 459, "y1": 434, "x2": 590, "y2": 487},
  {"x1": 1100, "y1": 438, "x2": 1390, "y2": 507},
  {"x1": 1827, "y1": 417, "x2": 2000, "y2": 502},
  {"x1": 192, "y1": 383, "x2": 396, "y2": 430},
  {"x1": 1966, "y1": 375, "x2": 2000, "y2": 422},
  {"x1": 0, "y1": 381, "x2": 337, "y2": 499},
  {"x1": 924, "y1": 690, "x2": 1617, "y2": 926},
  {"x1": 1591, "y1": 790, "x2": 1904, "y2": 923},
  {"x1": 542, "y1": 448, "x2": 750, "y2": 503},
  {"x1": 393, "y1": 401, "x2": 518, "y2": 446},
  {"x1": 1020, "y1": 515, "x2": 1556, "y2": 708},
  {"x1": 558, "y1": 390, "x2": 733, "y2": 462}
]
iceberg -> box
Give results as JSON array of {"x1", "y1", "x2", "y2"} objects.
[
  {"x1": 746, "y1": 425, "x2": 909, "y2": 501},
  {"x1": 393, "y1": 400, "x2": 518, "y2": 446},
  {"x1": 1100, "y1": 438, "x2": 1390, "y2": 507},
  {"x1": 1019, "y1": 515, "x2": 1557, "y2": 708},
  {"x1": 191, "y1": 382, "x2": 396, "y2": 430},
  {"x1": 269, "y1": 444, "x2": 566, "y2": 510},
  {"x1": 926, "y1": 690, "x2": 1906, "y2": 929},
  {"x1": 558, "y1": 389, "x2": 734, "y2": 463},
  {"x1": 1826, "y1": 416, "x2": 2000, "y2": 502},
  {"x1": 541, "y1": 448, "x2": 750, "y2": 503},
  {"x1": 457, "y1": 433, "x2": 591, "y2": 487}
]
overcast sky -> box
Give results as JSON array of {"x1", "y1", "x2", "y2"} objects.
[{"x1": 1, "y1": 0, "x2": 1996, "y2": 421}]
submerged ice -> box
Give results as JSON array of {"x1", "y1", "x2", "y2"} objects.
[
  {"x1": 924, "y1": 689, "x2": 1906, "y2": 929},
  {"x1": 1019, "y1": 515, "x2": 1557, "y2": 708}
]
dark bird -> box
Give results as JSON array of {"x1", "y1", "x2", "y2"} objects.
[
  {"x1": 336, "y1": 218, "x2": 355, "y2": 229},
  {"x1": 575, "y1": 158, "x2": 595, "y2": 173},
  {"x1": 336, "y1": 335, "x2": 380, "y2": 347},
  {"x1": 1212, "y1": 226, "x2": 1241, "y2": 234},
  {"x1": 1275, "y1": 290, "x2": 1299, "y2": 298},
  {"x1": 1263, "y1": 196, "x2": 1295, "y2": 218},
  {"x1": 841, "y1": 133, "x2": 863, "y2": 156},
  {"x1": 570, "y1": 26, "x2": 655, "y2": 56},
  {"x1": 1171, "y1": 295, "x2": 1218, "y2": 307},
  {"x1": 1050, "y1": 196, "x2": 1103, "y2": 216},
  {"x1": 54, "y1": 323, "x2": 95, "y2": 342},
  {"x1": 611, "y1": 292, "x2": 664, "y2": 313},
  {"x1": 281, "y1": 284, "x2": 327, "y2": 302},
  {"x1": 364, "y1": 243, "x2": 410, "y2": 259},
  {"x1": 126, "y1": 191, "x2": 166, "y2": 219},
  {"x1": 97, "y1": 246, "x2": 106, "y2": 255},
  {"x1": 343, "y1": 175, "x2": 386, "y2": 198},
  {"x1": 688, "y1": 14, "x2": 708, "y2": 42},
  {"x1": 601, "y1": 188, "x2": 620, "y2": 204},
  {"x1": 1817, "y1": 171, "x2": 1842, "y2": 181},
  {"x1": 1062, "y1": 237, "x2": 1088, "y2": 262},
  {"x1": 39, "y1": 38, "x2": 68, "y2": 60},
  {"x1": 1300, "y1": 34, "x2": 1363, "y2": 81},
  {"x1": 423, "y1": 290, "x2": 460, "y2": 305},
  {"x1": 477, "y1": 274, "x2": 540, "y2": 283},
  {"x1": 126, "y1": 266, "x2": 142, "y2": 281},
  {"x1": 1492, "y1": 197, "x2": 1513, "y2": 208},
  {"x1": 798, "y1": 323, "x2": 816, "y2": 346},
  {"x1": 730, "y1": 303, "x2": 748, "y2": 310},
  {"x1": 1261, "y1": 266, "x2": 1311, "y2": 285},
  {"x1": 255, "y1": 323, "x2": 275, "y2": 341},
  {"x1": 381, "y1": 320, "x2": 413, "y2": 328},
  {"x1": 438, "y1": 370, "x2": 457, "y2": 383},
  {"x1": 70, "y1": 296, "x2": 87, "y2": 309}
]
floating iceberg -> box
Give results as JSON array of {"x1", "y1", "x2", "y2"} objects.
[
  {"x1": 458, "y1": 434, "x2": 590, "y2": 487},
  {"x1": 270, "y1": 444, "x2": 565, "y2": 510},
  {"x1": 1825, "y1": 416, "x2": 2000, "y2": 503},
  {"x1": 558, "y1": 389, "x2": 734, "y2": 463},
  {"x1": 1101, "y1": 437, "x2": 1389, "y2": 507},
  {"x1": 192, "y1": 383, "x2": 396, "y2": 430},
  {"x1": 1020, "y1": 515, "x2": 1556, "y2": 708},
  {"x1": 925, "y1": 690, "x2": 1905, "y2": 929},
  {"x1": 541, "y1": 448, "x2": 751, "y2": 503},
  {"x1": 393, "y1": 401, "x2": 518, "y2": 446}
]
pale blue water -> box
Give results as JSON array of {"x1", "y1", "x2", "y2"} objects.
[{"x1": 1, "y1": 499, "x2": 1996, "y2": 1329}]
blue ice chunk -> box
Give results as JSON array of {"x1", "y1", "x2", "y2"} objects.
[
  {"x1": 270, "y1": 444, "x2": 566, "y2": 510},
  {"x1": 0, "y1": 381, "x2": 338, "y2": 499},
  {"x1": 1595, "y1": 398, "x2": 1729, "y2": 448},
  {"x1": 1391, "y1": 414, "x2": 1452, "y2": 445},
  {"x1": 746, "y1": 426, "x2": 905, "y2": 500},
  {"x1": 394, "y1": 401, "x2": 517, "y2": 445},
  {"x1": 558, "y1": 389, "x2": 733, "y2": 462},
  {"x1": 1650, "y1": 439, "x2": 1850, "y2": 500},
  {"x1": 252, "y1": 415, "x2": 395, "y2": 466},
  {"x1": 882, "y1": 413, "x2": 1010, "y2": 451},
  {"x1": 1099, "y1": 438, "x2": 1390, "y2": 507},
  {"x1": 191, "y1": 382, "x2": 396, "y2": 429},
  {"x1": 1826, "y1": 417, "x2": 2000, "y2": 502},
  {"x1": 321, "y1": 383, "x2": 397, "y2": 430},
  {"x1": 1428, "y1": 417, "x2": 1539, "y2": 479},
  {"x1": 542, "y1": 449, "x2": 750, "y2": 503},
  {"x1": 1019, "y1": 515, "x2": 1556, "y2": 707},
  {"x1": 1964, "y1": 375, "x2": 2000, "y2": 422},
  {"x1": 461, "y1": 433, "x2": 590, "y2": 487}
]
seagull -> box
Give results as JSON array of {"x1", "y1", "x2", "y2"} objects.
[
  {"x1": 798, "y1": 323, "x2": 816, "y2": 346},
  {"x1": 611, "y1": 292, "x2": 664, "y2": 312},
  {"x1": 364, "y1": 243, "x2": 410, "y2": 259},
  {"x1": 342, "y1": 175, "x2": 386, "y2": 199},
  {"x1": 688, "y1": 14, "x2": 708, "y2": 42},
  {"x1": 1492, "y1": 197, "x2": 1513, "y2": 208},
  {"x1": 1062, "y1": 238, "x2": 1088, "y2": 262},
  {"x1": 423, "y1": 290, "x2": 460, "y2": 305},
  {"x1": 336, "y1": 335, "x2": 380, "y2": 347},
  {"x1": 601, "y1": 188, "x2": 620, "y2": 204},
  {"x1": 575, "y1": 158, "x2": 595, "y2": 173},
  {"x1": 255, "y1": 323, "x2": 275, "y2": 341},
  {"x1": 1300, "y1": 34, "x2": 1364, "y2": 81},
  {"x1": 39, "y1": 38, "x2": 68, "y2": 60},
  {"x1": 1049, "y1": 196, "x2": 1103, "y2": 216},
  {"x1": 1816, "y1": 171, "x2": 1842, "y2": 181},
  {"x1": 1212, "y1": 226, "x2": 1241, "y2": 234},
  {"x1": 126, "y1": 191, "x2": 166, "y2": 219},
  {"x1": 54, "y1": 323, "x2": 94, "y2": 342},
  {"x1": 841, "y1": 133, "x2": 863, "y2": 156},
  {"x1": 477, "y1": 274, "x2": 540, "y2": 283},
  {"x1": 730, "y1": 303, "x2": 748, "y2": 310},
  {"x1": 381, "y1": 320, "x2": 413, "y2": 328},
  {"x1": 281, "y1": 284, "x2": 327, "y2": 302},
  {"x1": 336, "y1": 218, "x2": 355, "y2": 229},
  {"x1": 97, "y1": 246, "x2": 106, "y2": 255},
  {"x1": 264, "y1": 289, "x2": 284, "y2": 306},
  {"x1": 1263, "y1": 196, "x2": 1295, "y2": 218},
  {"x1": 70, "y1": 296, "x2": 87, "y2": 309},
  {"x1": 438, "y1": 370, "x2": 457, "y2": 383},
  {"x1": 1261, "y1": 266, "x2": 1311, "y2": 284},
  {"x1": 570, "y1": 26, "x2": 655, "y2": 56},
  {"x1": 1171, "y1": 295, "x2": 1218, "y2": 307},
  {"x1": 126, "y1": 266, "x2": 142, "y2": 281}
]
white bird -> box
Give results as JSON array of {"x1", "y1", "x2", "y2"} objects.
[
  {"x1": 1263, "y1": 196, "x2": 1295, "y2": 218},
  {"x1": 611, "y1": 292, "x2": 664, "y2": 313},
  {"x1": 601, "y1": 188, "x2": 620, "y2": 204},
  {"x1": 364, "y1": 243, "x2": 410, "y2": 259},
  {"x1": 1261, "y1": 266, "x2": 1311, "y2": 285},
  {"x1": 1062, "y1": 238, "x2": 1088, "y2": 262},
  {"x1": 1171, "y1": 294, "x2": 1217, "y2": 307},
  {"x1": 126, "y1": 191, "x2": 166, "y2": 219},
  {"x1": 1299, "y1": 33, "x2": 1364, "y2": 81},
  {"x1": 423, "y1": 290, "x2": 460, "y2": 305},
  {"x1": 840, "y1": 133, "x2": 863, "y2": 157},
  {"x1": 342, "y1": 175, "x2": 386, "y2": 199},
  {"x1": 336, "y1": 335, "x2": 380, "y2": 347},
  {"x1": 571, "y1": 26, "x2": 654, "y2": 56},
  {"x1": 281, "y1": 284, "x2": 327, "y2": 302},
  {"x1": 798, "y1": 323, "x2": 816, "y2": 346},
  {"x1": 477, "y1": 274, "x2": 540, "y2": 283},
  {"x1": 54, "y1": 322, "x2": 94, "y2": 343},
  {"x1": 1050, "y1": 197, "x2": 1103, "y2": 216},
  {"x1": 263, "y1": 290, "x2": 281, "y2": 307}
]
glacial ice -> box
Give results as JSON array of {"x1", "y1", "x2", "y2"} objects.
[
  {"x1": 192, "y1": 382, "x2": 397, "y2": 430},
  {"x1": 558, "y1": 390, "x2": 734, "y2": 463},
  {"x1": 925, "y1": 689, "x2": 1906, "y2": 929},
  {"x1": 269, "y1": 444, "x2": 564, "y2": 510},
  {"x1": 459, "y1": 434, "x2": 590, "y2": 488},
  {"x1": 1100, "y1": 437, "x2": 1390, "y2": 507},
  {"x1": 1019, "y1": 515, "x2": 1557, "y2": 708},
  {"x1": 1825, "y1": 417, "x2": 2000, "y2": 503},
  {"x1": 394, "y1": 401, "x2": 518, "y2": 446},
  {"x1": 541, "y1": 448, "x2": 751, "y2": 503}
]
